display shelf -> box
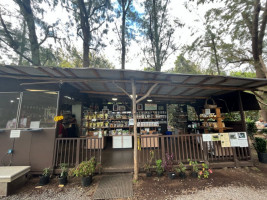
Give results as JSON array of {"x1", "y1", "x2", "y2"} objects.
[{"x1": 201, "y1": 107, "x2": 224, "y2": 133}]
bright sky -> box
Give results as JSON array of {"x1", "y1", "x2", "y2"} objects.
[{"x1": 2, "y1": 0, "x2": 218, "y2": 71}]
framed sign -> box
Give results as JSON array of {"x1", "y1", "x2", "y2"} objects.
[
  {"x1": 119, "y1": 105, "x2": 126, "y2": 111},
  {"x1": 113, "y1": 104, "x2": 118, "y2": 111},
  {"x1": 137, "y1": 104, "x2": 143, "y2": 111},
  {"x1": 145, "y1": 104, "x2": 157, "y2": 111}
]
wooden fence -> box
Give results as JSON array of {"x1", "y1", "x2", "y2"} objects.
[
  {"x1": 53, "y1": 138, "x2": 102, "y2": 168},
  {"x1": 138, "y1": 135, "x2": 251, "y2": 166},
  {"x1": 53, "y1": 134, "x2": 251, "y2": 169}
]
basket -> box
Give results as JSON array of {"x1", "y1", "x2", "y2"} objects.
[{"x1": 204, "y1": 98, "x2": 217, "y2": 109}]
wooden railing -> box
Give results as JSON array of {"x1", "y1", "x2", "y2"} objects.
[
  {"x1": 138, "y1": 134, "x2": 251, "y2": 166},
  {"x1": 53, "y1": 138, "x2": 102, "y2": 168}
]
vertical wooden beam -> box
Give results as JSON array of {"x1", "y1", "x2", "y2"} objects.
[
  {"x1": 238, "y1": 91, "x2": 246, "y2": 132},
  {"x1": 131, "y1": 79, "x2": 138, "y2": 181}
]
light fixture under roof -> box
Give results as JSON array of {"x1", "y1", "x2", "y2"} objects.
[
  {"x1": 26, "y1": 89, "x2": 48, "y2": 92},
  {"x1": 130, "y1": 95, "x2": 138, "y2": 98},
  {"x1": 112, "y1": 97, "x2": 118, "y2": 101},
  {"x1": 147, "y1": 99, "x2": 153, "y2": 102}
]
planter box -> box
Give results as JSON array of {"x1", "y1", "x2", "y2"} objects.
[{"x1": 258, "y1": 152, "x2": 267, "y2": 163}]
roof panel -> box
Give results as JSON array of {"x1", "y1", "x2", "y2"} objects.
[{"x1": 220, "y1": 79, "x2": 251, "y2": 86}]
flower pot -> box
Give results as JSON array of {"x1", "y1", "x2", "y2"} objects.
[
  {"x1": 191, "y1": 172, "x2": 198, "y2": 178},
  {"x1": 157, "y1": 172, "x2": 163, "y2": 177},
  {"x1": 168, "y1": 172, "x2": 176, "y2": 180},
  {"x1": 39, "y1": 175, "x2": 49, "y2": 186},
  {"x1": 146, "y1": 172, "x2": 152, "y2": 177},
  {"x1": 179, "y1": 172, "x2": 187, "y2": 179},
  {"x1": 82, "y1": 176, "x2": 92, "y2": 187},
  {"x1": 59, "y1": 176, "x2": 68, "y2": 185},
  {"x1": 258, "y1": 152, "x2": 267, "y2": 163}
]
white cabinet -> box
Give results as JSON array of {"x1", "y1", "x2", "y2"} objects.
[
  {"x1": 122, "y1": 136, "x2": 132, "y2": 148},
  {"x1": 112, "y1": 136, "x2": 132, "y2": 149}
]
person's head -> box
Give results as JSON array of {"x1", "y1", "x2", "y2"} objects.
[
  {"x1": 259, "y1": 117, "x2": 264, "y2": 122},
  {"x1": 71, "y1": 114, "x2": 76, "y2": 119}
]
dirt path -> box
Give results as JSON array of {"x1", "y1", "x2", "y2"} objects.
[{"x1": 1, "y1": 164, "x2": 267, "y2": 200}]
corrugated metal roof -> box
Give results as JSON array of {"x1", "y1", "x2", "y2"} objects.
[{"x1": 0, "y1": 65, "x2": 267, "y2": 102}]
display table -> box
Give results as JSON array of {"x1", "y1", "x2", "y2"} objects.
[
  {"x1": 112, "y1": 135, "x2": 132, "y2": 148},
  {"x1": 141, "y1": 134, "x2": 160, "y2": 148}
]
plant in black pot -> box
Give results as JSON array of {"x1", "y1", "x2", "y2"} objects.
[
  {"x1": 163, "y1": 153, "x2": 176, "y2": 179},
  {"x1": 71, "y1": 157, "x2": 96, "y2": 187},
  {"x1": 254, "y1": 137, "x2": 267, "y2": 163},
  {"x1": 143, "y1": 150, "x2": 154, "y2": 177},
  {"x1": 188, "y1": 159, "x2": 198, "y2": 178},
  {"x1": 175, "y1": 162, "x2": 187, "y2": 179},
  {"x1": 59, "y1": 163, "x2": 68, "y2": 185},
  {"x1": 39, "y1": 168, "x2": 51, "y2": 186},
  {"x1": 155, "y1": 159, "x2": 164, "y2": 177}
]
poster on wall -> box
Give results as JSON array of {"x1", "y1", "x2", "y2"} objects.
[
  {"x1": 229, "y1": 132, "x2": 239, "y2": 147},
  {"x1": 145, "y1": 104, "x2": 157, "y2": 111},
  {"x1": 202, "y1": 134, "x2": 212, "y2": 141},
  {"x1": 237, "y1": 132, "x2": 248, "y2": 147},
  {"x1": 220, "y1": 133, "x2": 231, "y2": 147},
  {"x1": 211, "y1": 133, "x2": 221, "y2": 141}
]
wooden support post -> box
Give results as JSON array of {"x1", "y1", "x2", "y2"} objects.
[
  {"x1": 113, "y1": 80, "x2": 158, "y2": 181},
  {"x1": 238, "y1": 91, "x2": 246, "y2": 132},
  {"x1": 131, "y1": 79, "x2": 138, "y2": 181},
  {"x1": 238, "y1": 91, "x2": 250, "y2": 165},
  {"x1": 75, "y1": 139, "x2": 80, "y2": 166}
]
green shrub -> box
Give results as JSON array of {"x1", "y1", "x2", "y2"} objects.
[
  {"x1": 254, "y1": 137, "x2": 267, "y2": 153},
  {"x1": 246, "y1": 121, "x2": 257, "y2": 138}
]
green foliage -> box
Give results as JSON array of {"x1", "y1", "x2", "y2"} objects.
[
  {"x1": 60, "y1": 163, "x2": 68, "y2": 177},
  {"x1": 42, "y1": 168, "x2": 51, "y2": 177},
  {"x1": 170, "y1": 54, "x2": 202, "y2": 74},
  {"x1": 198, "y1": 163, "x2": 212, "y2": 179},
  {"x1": 188, "y1": 159, "x2": 199, "y2": 173},
  {"x1": 230, "y1": 71, "x2": 256, "y2": 78},
  {"x1": 246, "y1": 120, "x2": 257, "y2": 139},
  {"x1": 155, "y1": 159, "x2": 164, "y2": 174},
  {"x1": 141, "y1": 0, "x2": 181, "y2": 71},
  {"x1": 254, "y1": 137, "x2": 267, "y2": 153},
  {"x1": 143, "y1": 150, "x2": 154, "y2": 172},
  {"x1": 71, "y1": 157, "x2": 96, "y2": 177},
  {"x1": 175, "y1": 162, "x2": 186, "y2": 173}
]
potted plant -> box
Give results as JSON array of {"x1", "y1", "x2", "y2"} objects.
[
  {"x1": 39, "y1": 167, "x2": 51, "y2": 186},
  {"x1": 254, "y1": 137, "x2": 267, "y2": 163},
  {"x1": 188, "y1": 159, "x2": 198, "y2": 178},
  {"x1": 143, "y1": 150, "x2": 154, "y2": 177},
  {"x1": 71, "y1": 157, "x2": 96, "y2": 187},
  {"x1": 163, "y1": 153, "x2": 176, "y2": 179},
  {"x1": 59, "y1": 163, "x2": 68, "y2": 185},
  {"x1": 175, "y1": 162, "x2": 187, "y2": 179},
  {"x1": 198, "y1": 163, "x2": 212, "y2": 179},
  {"x1": 155, "y1": 159, "x2": 164, "y2": 177}
]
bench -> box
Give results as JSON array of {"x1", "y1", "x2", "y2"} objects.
[{"x1": 0, "y1": 166, "x2": 30, "y2": 197}]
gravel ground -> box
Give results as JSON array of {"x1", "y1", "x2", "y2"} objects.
[{"x1": 174, "y1": 186, "x2": 267, "y2": 200}]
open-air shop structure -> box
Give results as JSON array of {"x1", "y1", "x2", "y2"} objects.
[{"x1": 0, "y1": 65, "x2": 267, "y2": 176}]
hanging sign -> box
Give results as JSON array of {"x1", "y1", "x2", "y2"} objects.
[{"x1": 129, "y1": 118, "x2": 134, "y2": 126}]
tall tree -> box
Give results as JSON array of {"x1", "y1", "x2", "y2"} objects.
[
  {"x1": 170, "y1": 54, "x2": 202, "y2": 74},
  {"x1": 141, "y1": 0, "x2": 181, "y2": 72},
  {"x1": 0, "y1": 0, "x2": 59, "y2": 66},
  {"x1": 63, "y1": 0, "x2": 111, "y2": 68},
  {"x1": 113, "y1": 0, "x2": 139, "y2": 69},
  {"x1": 190, "y1": 0, "x2": 267, "y2": 78}
]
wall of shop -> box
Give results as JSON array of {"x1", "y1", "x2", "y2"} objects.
[{"x1": 0, "y1": 129, "x2": 56, "y2": 173}]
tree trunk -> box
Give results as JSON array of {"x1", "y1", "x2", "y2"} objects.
[
  {"x1": 152, "y1": 0, "x2": 161, "y2": 72},
  {"x1": 19, "y1": 20, "x2": 27, "y2": 65},
  {"x1": 131, "y1": 79, "x2": 138, "y2": 181},
  {"x1": 121, "y1": 0, "x2": 126, "y2": 70},
  {"x1": 77, "y1": 0, "x2": 90, "y2": 68},
  {"x1": 15, "y1": 0, "x2": 40, "y2": 66}
]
